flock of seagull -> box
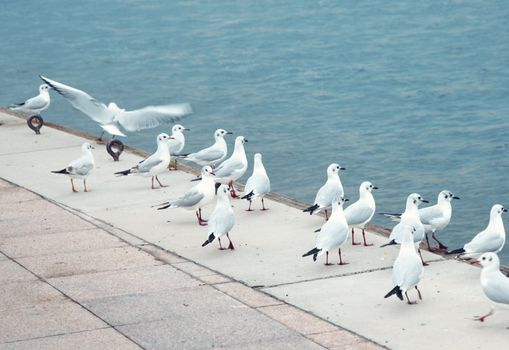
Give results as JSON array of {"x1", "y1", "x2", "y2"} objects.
[{"x1": 8, "y1": 77, "x2": 509, "y2": 323}]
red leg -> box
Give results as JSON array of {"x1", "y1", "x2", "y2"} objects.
[
  {"x1": 362, "y1": 229, "x2": 373, "y2": 246},
  {"x1": 474, "y1": 308, "x2": 494, "y2": 322},
  {"x1": 196, "y1": 209, "x2": 208, "y2": 226},
  {"x1": 155, "y1": 176, "x2": 167, "y2": 188},
  {"x1": 227, "y1": 233, "x2": 235, "y2": 250},
  {"x1": 229, "y1": 181, "x2": 239, "y2": 198},
  {"x1": 351, "y1": 228, "x2": 361, "y2": 245},
  {"x1": 261, "y1": 198, "x2": 269, "y2": 210},
  {"x1": 418, "y1": 249, "x2": 429, "y2": 266},
  {"x1": 405, "y1": 292, "x2": 417, "y2": 305},
  {"x1": 71, "y1": 179, "x2": 78, "y2": 193},
  {"x1": 338, "y1": 248, "x2": 348, "y2": 265},
  {"x1": 246, "y1": 200, "x2": 253, "y2": 211},
  {"x1": 432, "y1": 232, "x2": 448, "y2": 250}
]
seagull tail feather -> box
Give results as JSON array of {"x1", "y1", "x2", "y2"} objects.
[
  {"x1": 302, "y1": 247, "x2": 321, "y2": 261},
  {"x1": 202, "y1": 233, "x2": 215, "y2": 247},
  {"x1": 380, "y1": 239, "x2": 397, "y2": 248},
  {"x1": 241, "y1": 190, "x2": 255, "y2": 201},
  {"x1": 51, "y1": 168, "x2": 70, "y2": 175},
  {"x1": 114, "y1": 169, "x2": 132, "y2": 176},
  {"x1": 384, "y1": 286, "x2": 404, "y2": 301}
]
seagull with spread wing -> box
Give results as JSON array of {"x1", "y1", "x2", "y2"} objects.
[{"x1": 39, "y1": 75, "x2": 192, "y2": 140}]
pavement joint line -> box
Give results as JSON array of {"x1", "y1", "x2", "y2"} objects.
[
  {"x1": 0, "y1": 249, "x2": 146, "y2": 349},
  {"x1": 2, "y1": 326, "x2": 113, "y2": 345},
  {"x1": 0, "y1": 144, "x2": 84, "y2": 157}
]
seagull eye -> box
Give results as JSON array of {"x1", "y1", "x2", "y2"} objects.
[{"x1": 482, "y1": 257, "x2": 486, "y2": 260}]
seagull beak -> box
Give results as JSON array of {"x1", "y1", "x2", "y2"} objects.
[
  {"x1": 344, "y1": 198, "x2": 349, "y2": 202},
  {"x1": 339, "y1": 167, "x2": 346, "y2": 170},
  {"x1": 183, "y1": 128, "x2": 190, "y2": 131},
  {"x1": 244, "y1": 139, "x2": 249, "y2": 142},
  {"x1": 90, "y1": 146, "x2": 95, "y2": 150},
  {"x1": 452, "y1": 195, "x2": 460, "y2": 200},
  {"x1": 504, "y1": 209, "x2": 508, "y2": 212},
  {"x1": 421, "y1": 199, "x2": 429, "y2": 203},
  {"x1": 210, "y1": 171, "x2": 216, "y2": 176},
  {"x1": 225, "y1": 131, "x2": 233, "y2": 135},
  {"x1": 373, "y1": 186, "x2": 379, "y2": 190}
]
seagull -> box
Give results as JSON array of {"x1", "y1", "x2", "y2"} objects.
[
  {"x1": 39, "y1": 75, "x2": 192, "y2": 140},
  {"x1": 114, "y1": 133, "x2": 173, "y2": 189},
  {"x1": 383, "y1": 190, "x2": 460, "y2": 251},
  {"x1": 344, "y1": 181, "x2": 377, "y2": 246},
  {"x1": 302, "y1": 196, "x2": 350, "y2": 265},
  {"x1": 473, "y1": 252, "x2": 509, "y2": 322},
  {"x1": 384, "y1": 225, "x2": 424, "y2": 305},
  {"x1": 448, "y1": 204, "x2": 507, "y2": 258},
  {"x1": 241, "y1": 153, "x2": 271, "y2": 211},
  {"x1": 381, "y1": 193, "x2": 429, "y2": 265},
  {"x1": 213, "y1": 136, "x2": 248, "y2": 198},
  {"x1": 10, "y1": 84, "x2": 51, "y2": 116},
  {"x1": 168, "y1": 124, "x2": 190, "y2": 170},
  {"x1": 303, "y1": 163, "x2": 345, "y2": 220},
  {"x1": 202, "y1": 185, "x2": 236, "y2": 249},
  {"x1": 156, "y1": 166, "x2": 217, "y2": 226},
  {"x1": 51, "y1": 143, "x2": 95, "y2": 192},
  {"x1": 183, "y1": 129, "x2": 232, "y2": 167}
]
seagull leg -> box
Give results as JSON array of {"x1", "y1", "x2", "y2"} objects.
[
  {"x1": 324, "y1": 209, "x2": 329, "y2": 220},
  {"x1": 418, "y1": 249, "x2": 429, "y2": 266},
  {"x1": 474, "y1": 307, "x2": 494, "y2": 322},
  {"x1": 218, "y1": 238, "x2": 226, "y2": 250},
  {"x1": 151, "y1": 177, "x2": 155, "y2": 189},
  {"x1": 351, "y1": 228, "x2": 361, "y2": 245},
  {"x1": 362, "y1": 229, "x2": 373, "y2": 246},
  {"x1": 196, "y1": 208, "x2": 208, "y2": 226},
  {"x1": 338, "y1": 248, "x2": 348, "y2": 265},
  {"x1": 324, "y1": 251, "x2": 332, "y2": 266},
  {"x1": 96, "y1": 130, "x2": 105, "y2": 144},
  {"x1": 83, "y1": 179, "x2": 88, "y2": 192},
  {"x1": 415, "y1": 286, "x2": 422, "y2": 300},
  {"x1": 226, "y1": 233, "x2": 235, "y2": 250},
  {"x1": 229, "y1": 181, "x2": 239, "y2": 198},
  {"x1": 432, "y1": 232, "x2": 448, "y2": 250},
  {"x1": 169, "y1": 159, "x2": 178, "y2": 171},
  {"x1": 425, "y1": 233, "x2": 434, "y2": 251},
  {"x1": 155, "y1": 176, "x2": 168, "y2": 188},
  {"x1": 261, "y1": 198, "x2": 269, "y2": 211},
  {"x1": 71, "y1": 179, "x2": 78, "y2": 193},
  {"x1": 246, "y1": 200, "x2": 253, "y2": 211},
  {"x1": 405, "y1": 292, "x2": 417, "y2": 305}
]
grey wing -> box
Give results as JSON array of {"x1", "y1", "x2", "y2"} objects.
[
  {"x1": 40, "y1": 75, "x2": 111, "y2": 124},
  {"x1": 115, "y1": 104, "x2": 192, "y2": 132},
  {"x1": 68, "y1": 157, "x2": 93, "y2": 176},
  {"x1": 344, "y1": 202, "x2": 374, "y2": 226},
  {"x1": 137, "y1": 155, "x2": 164, "y2": 173},
  {"x1": 173, "y1": 189, "x2": 204, "y2": 208},
  {"x1": 485, "y1": 275, "x2": 509, "y2": 304},
  {"x1": 188, "y1": 147, "x2": 224, "y2": 163},
  {"x1": 315, "y1": 182, "x2": 341, "y2": 207},
  {"x1": 214, "y1": 159, "x2": 243, "y2": 178},
  {"x1": 418, "y1": 205, "x2": 443, "y2": 225},
  {"x1": 23, "y1": 95, "x2": 48, "y2": 110},
  {"x1": 465, "y1": 231, "x2": 504, "y2": 253}
]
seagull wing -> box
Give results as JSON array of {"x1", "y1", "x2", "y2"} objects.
[
  {"x1": 418, "y1": 205, "x2": 443, "y2": 225},
  {"x1": 344, "y1": 201, "x2": 374, "y2": 226},
  {"x1": 314, "y1": 181, "x2": 341, "y2": 207},
  {"x1": 465, "y1": 230, "x2": 504, "y2": 254},
  {"x1": 68, "y1": 157, "x2": 94, "y2": 176},
  {"x1": 114, "y1": 103, "x2": 193, "y2": 132},
  {"x1": 214, "y1": 159, "x2": 244, "y2": 178},
  {"x1": 173, "y1": 188, "x2": 205, "y2": 208},
  {"x1": 484, "y1": 272, "x2": 509, "y2": 304},
  {"x1": 187, "y1": 147, "x2": 225, "y2": 163},
  {"x1": 40, "y1": 75, "x2": 111, "y2": 124},
  {"x1": 21, "y1": 94, "x2": 48, "y2": 110}
]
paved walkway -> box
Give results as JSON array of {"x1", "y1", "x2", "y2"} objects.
[{"x1": 0, "y1": 110, "x2": 507, "y2": 350}]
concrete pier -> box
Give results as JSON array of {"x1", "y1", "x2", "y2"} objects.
[{"x1": 0, "y1": 110, "x2": 507, "y2": 349}]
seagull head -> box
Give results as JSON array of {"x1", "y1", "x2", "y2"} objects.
[
  {"x1": 157, "y1": 133, "x2": 173, "y2": 143},
  {"x1": 236, "y1": 136, "x2": 248, "y2": 145},
  {"x1": 201, "y1": 165, "x2": 216, "y2": 177},
  {"x1": 172, "y1": 124, "x2": 190, "y2": 133},
  {"x1": 328, "y1": 163, "x2": 345, "y2": 176},
  {"x1": 81, "y1": 142, "x2": 94, "y2": 152},
  {"x1": 439, "y1": 190, "x2": 460, "y2": 203},
  {"x1": 216, "y1": 184, "x2": 229, "y2": 198},
  {"x1": 215, "y1": 129, "x2": 233, "y2": 139},
  {"x1": 408, "y1": 193, "x2": 428, "y2": 206},
  {"x1": 39, "y1": 84, "x2": 51, "y2": 92},
  {"x1": 360, "y1": 181, "x2": 377, "y2": 193},
  {"x1": 478, "y1": 252, "x2": 500, "y2": 269},
  {"x1": 491, "y1": 204, "x2": 507, "y2": 217}
]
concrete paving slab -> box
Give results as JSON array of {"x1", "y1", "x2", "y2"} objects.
[
  {"x1": 306, "y1": 330, "x2": 377, "y2": 350},
  {"x1": 197, "y1": 273, "x2": 233, "y2": 285},
  {"x1": 0, "y1": 112, "x2": 24, "y2": 126},
  {"x1": 0, "y1": 186, "x2": 41, "y2": 204},
  {"x1": 0, "y1": 280, "x2": 65, "y2": 311},
  {"x1": 17, "y1": 246, "x2": 162, "y2": 278},
  {"x1": 0, "y1": 328, "x2": 142, "y2": 350},
  {"x1": 0, "y1": 301, "x2": 107, "y2": 343},
  {"x1": 264, "y1": 259, "x2": 509, "y2": 350},
  {"x1": 0, "y1": 260, "x2": 38, "y2": 283},
  {"x1": 215, "y1": 282, "x2": 284, "y2": 308},
  {"x1": 0, "y1": 196, "x2": 68, "y2": 220},
  {"x1": 49, "y1": 265, "x2": 200, "y2": 301},
  {"x1": 0, "y1": 228, "x2": 126, "y2": 258}
]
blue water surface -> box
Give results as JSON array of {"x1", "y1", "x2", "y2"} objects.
[{"x1": 1, "y1": 0, "x2": 508, "y2": 262}]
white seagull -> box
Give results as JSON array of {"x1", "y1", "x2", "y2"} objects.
[
  {"x1": 241, "y1": 153, "x2": 271, "y2": 211},
  {"x1": 183, "y1": 129, "x2": 232, "y2": 167},
  {"x1": 302, "y1": 196, "x2": 350, "y2": 265},
  {"x1": 344, "y1": 181, "x2": 377, "y2": 246},
  {"x1": 303, "y1": 163, "x2": 345, "y2": 220},
  {"x1": 202, "y1": 185, "x2": 236, "y2": 250},
  {"x1": 473, "y1": 252, "x2": 509, "y2": 322},
  {"x1": 213, "y1": 136, "x2": 248, "y2": 198},
  {"x1": 114, "y1": 133, "x2": 172, "y2": 189},
  {"x1": 40, "y1": 75, "x2": 192, "y2": 139},
  {"x1": 381, "y1": 193, "x2": 429, "y2": 265},
  {"x1": 448, "y1": 204, "x2": 507, "y2": 258},
  {"x1": 384, "y1": 225, "x2": 424, "y2": 305},
  {"x1": 156, "y1": 166, "x2": 217, "y2": 226},
  {"x1": 51, "y1": 142, "x2": 95, "y2": 192},
  {"x1": 383, "y1": 190, "x2": 460, "y2": 251},
  {"x1": 10, "y1": 84, "x2": 51, "y2": 116}
]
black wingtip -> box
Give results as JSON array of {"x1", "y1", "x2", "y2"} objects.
[
  {"x1": 303, "y1": 204, "x2": 319, "y2": 215},
  {"x1": 114, "y1": 169, "x2": 131, "y2": 176},
  {"x1": 446, "y1": 248, "x2": 465, "y2": 255},
  {"x1": 157, "y1": 204, "x2": 171, "y2": 210},
  {"x1": 202, "y1": 233, "x2": 215, "y2": 247},
  {"x1": 380, "y1": 239, "x2": 397, "y2": 248},
  {"x1": 384, "y1": 286, "x2": 403, "y2": 300},
  {"x1": 241, "y1": 190, "x2": 254, "y2": 200},
  {"x1": 51, "y1": 168, "x2": 69, "y2": 175},
  {"x1": 302, "y1": 247, "x2": 321, "y2": 259}
]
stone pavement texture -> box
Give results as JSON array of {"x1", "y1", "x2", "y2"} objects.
[{"x1": 0, "y1": 110, "x2": 507, "y2": 349}]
